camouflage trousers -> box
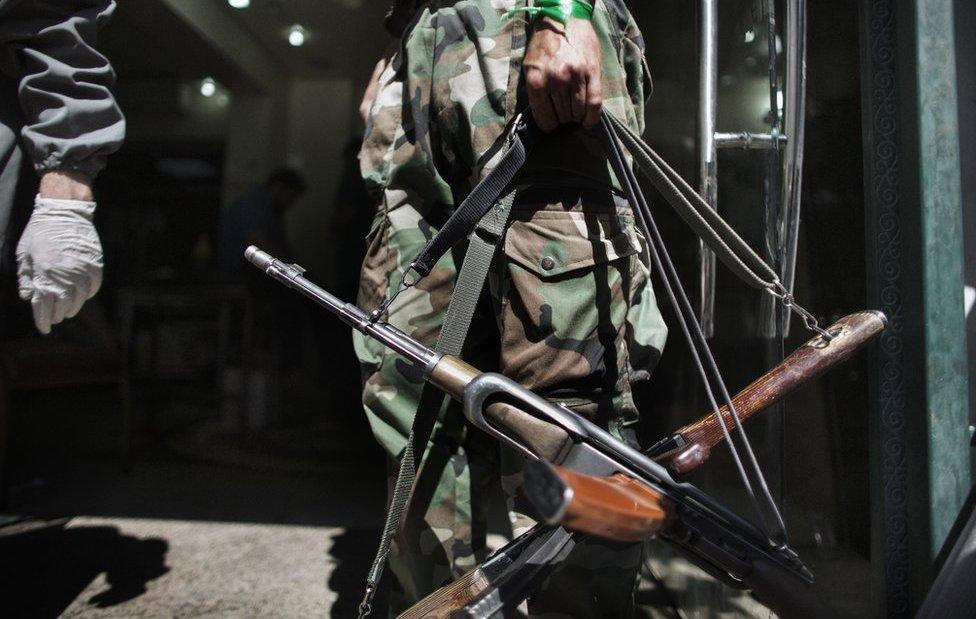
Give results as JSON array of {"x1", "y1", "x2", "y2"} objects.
[{"x1": 354, "y1": 1, "x2": 667, "y2": 615}]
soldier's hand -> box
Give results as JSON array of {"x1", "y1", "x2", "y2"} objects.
[{"x1": 524, "y1": 16, "x2": 603, "y2": 132}]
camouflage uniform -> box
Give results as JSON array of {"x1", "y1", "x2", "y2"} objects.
[{"x1": 354, "y1": 1, "x2": 667, "y2": 615}]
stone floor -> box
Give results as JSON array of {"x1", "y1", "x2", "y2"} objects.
[{"x1": 0, "y1": 456, "x2": 390, "y2": 618}]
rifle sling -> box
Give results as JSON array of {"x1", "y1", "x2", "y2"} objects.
[
  {"x1": 409, "y1": 116, "x2": 536, "y2": 277},
  {"x1": 359, "y1": 186, "x2": 518, "y2": 617}
]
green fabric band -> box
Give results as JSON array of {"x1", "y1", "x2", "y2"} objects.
[{"x1": 505, "y1": 0, "x2": 594, "y2": 25}]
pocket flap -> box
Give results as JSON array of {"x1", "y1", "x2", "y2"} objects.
[{"x1": 503, "y1": 209, "x2": 640, "y2": 278}]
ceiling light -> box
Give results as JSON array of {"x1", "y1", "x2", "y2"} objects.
[
  {"x1": 200, "y1": 77, "x2": 217, "y2": 97},
  {"x1": 288, "y1": 25, "x2": 306, "y2": 47},
  {"x1": 743, "y1": 29, "x2": 755, "y2": 44},
  {"x1": 228, "y1": 0, "x2": 250, "y2": 8}
]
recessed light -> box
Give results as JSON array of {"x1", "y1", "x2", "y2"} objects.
[
  {"x1": 200, "y1": 77, "x2": 217, "y2": 97},
  {"x1": 288, "y1": 25, "x2": 306, "y2": 47},
  {"x1": 228, "y1": 0, "x2": 250, "y2": 8}
]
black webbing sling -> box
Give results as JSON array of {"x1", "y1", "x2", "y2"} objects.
[
  {"x1": 358, "y1": 109, "x2": 829, "y2": 616},
  {"x1": 357, "y1": 115, "x2": 535, "y2": 618}
]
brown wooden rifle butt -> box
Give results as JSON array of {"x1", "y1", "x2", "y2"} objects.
[
  {"x1": 656, "y1": 310, "x2": 886, "y2": 474},
  {"x1": 396, "y1": 566, "x2": 493, "y2": 619}
]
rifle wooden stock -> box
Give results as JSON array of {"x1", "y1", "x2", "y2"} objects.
[
  {"x1": 524, "y1": 460, "x2": 671, "y2": 542},
  {"x1": 654, "y1": 310, "x2": 886, "y2": 474},
  {"x1": 429, "y1": 356, "x2": 573, "y2": 462},
  {"x1": 398, "y1": 525, "x2": 569, "y2": 619},
  {"x1": 397, "y1": 565, "x2": 495, "y2": 619}
]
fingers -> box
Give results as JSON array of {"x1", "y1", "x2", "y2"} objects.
[
  {"x1": 570, "y1": 76, "x2": 587, "y2": 124},
  {"x1": 32, "y1": 293, "x2": 54, "y2": 335},
  {"x1": 528, "y1": 68, "x2": 586, "y2": 130},
  {"x1": 88, "y1": 264, "x2": 103, "y2": 299},
  {"x1": 51, "y1": 293, "x2": 71, "y2": 327},
  {"x1": 551, "y1": 82, "x2": 574, "y2": 125},
  {"x1": 65, "y1": 282, "x2": 89, "y2": 319},
  {"x1": 527, "y1": 69, "x2": 559, "y2": 132},
  {"x1": 18, "y1": 265, "x2": 97, "y2": 332},
  {"x1": 583, "y1": 66, "x2": 603, "y2": 128},
  {"x1": 17, "y1": 256, "x2": 33, "y2": 301},
  {"x1": 67, "y1": 266, "x2": 99, "y2": 318}
]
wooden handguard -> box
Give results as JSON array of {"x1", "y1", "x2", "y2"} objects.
[
  {"x1": 523, "y1": 460, "x2": 670, "y2": 542},
  {"x1": 428, "y1": 355, "x2": 573, "y2": 462},
  {"x1": 657, "y1": 310, "x2": 887, "y2": 474},
  {"x1": 397, "y1": 565, "x2": 495, "y2": 619}
]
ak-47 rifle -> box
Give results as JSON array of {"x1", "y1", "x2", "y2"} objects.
[{"x1": 246, "y1": 246, "x2": 884, "y2": 618}]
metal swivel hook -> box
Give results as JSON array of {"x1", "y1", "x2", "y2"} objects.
[
  {"x1": 357, "y1": 583, "x2": 374, "y2": 619},
  {"x1": 768, "y1": 284, "x2": 835, "y2": 342},
  {"x1": 368, "y1": 264, "x2": 421, "y2": 324}
]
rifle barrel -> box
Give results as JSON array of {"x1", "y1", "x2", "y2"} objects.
[{"x1": 245, "y1": 246, "x2": 440, "y2": 374}]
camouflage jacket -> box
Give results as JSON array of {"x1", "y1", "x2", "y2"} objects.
[{"x1": 386, "y1": 0, "x2": 638, "y2": 43}]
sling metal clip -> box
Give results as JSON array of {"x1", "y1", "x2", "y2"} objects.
[{"x1": 368, "y1": 263, "x2": 422, "y2": 324}]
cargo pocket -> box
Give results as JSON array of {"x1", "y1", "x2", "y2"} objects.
[
  {"x1": 503, "y1": 209, "x2": 641, "y2": 277},
  {"x1": 624, "y1": 230, "x2": 667, "y2": 382},
  {"x1": 495, "y1": 204, "x2": 643, "y2": 418}
]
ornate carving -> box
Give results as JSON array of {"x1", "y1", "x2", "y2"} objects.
[{"x1": 866, "y1": 0, "x2": 910, "y2": 615}]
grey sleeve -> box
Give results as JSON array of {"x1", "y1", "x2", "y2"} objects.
[{"x1": 1, "y1": 0, "x2": 125, "y2": 178}]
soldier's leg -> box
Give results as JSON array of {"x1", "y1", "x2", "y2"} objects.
[
  {"x1": 354, "y1": 43, "x2": 496, "y2": 610},
  {"x1": 490, "y1": 188, "x2": 666, "y2": 617},
  {"x1": 356, "y1": 202, "x2": 498, "y2": 612}
]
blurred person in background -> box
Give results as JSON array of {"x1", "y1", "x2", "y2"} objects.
[
  {"x1": 0, "y1": 0, "x2": 125, "y2": 335},
  {"x1": 217, "y1": 168, "x2": 306, "y2": 275},
  {"x1": 218, "y1": 168, "x2": 307, "y2": 375}
]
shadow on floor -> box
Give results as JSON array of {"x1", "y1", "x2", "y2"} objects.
[
  {"x1": 0, "y1": 520, "x2": 169, "y2": 618},
  {"x1": 328, "y1": 528, "x2": 390, "y2": 618}
]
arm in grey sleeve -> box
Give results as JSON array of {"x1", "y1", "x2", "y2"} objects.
[{"x1": 1, "y1": 0, "x2": 125, "y2": 178}]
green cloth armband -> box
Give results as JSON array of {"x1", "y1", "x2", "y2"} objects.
[{"x1": 505, "y1": 0, "x2": 594, "y2": 25}]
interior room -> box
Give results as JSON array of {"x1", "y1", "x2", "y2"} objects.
[{"x1": 0, "y1": 0, "x2": 973, "y2": 617}]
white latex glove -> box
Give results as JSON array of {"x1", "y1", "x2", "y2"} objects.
[{"x1": 16, "y1": 196, "x2": 104, "y2": 334}]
